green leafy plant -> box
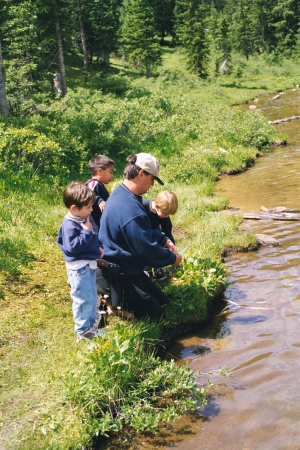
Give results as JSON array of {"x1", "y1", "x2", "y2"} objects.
[
  {"x1": 66, "y1": 320, "x2": 207, "y2": 438},
  {"x1": 165, "y1": 256, "x2": 228, "y2": 324}
]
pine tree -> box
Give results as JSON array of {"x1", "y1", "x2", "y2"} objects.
[
  {"x1": 229, "y1": 0, "x2": 253, "y2": 60},
  {"x1": 0, "y1": 39, "x2": 9, "y2": 115},
  {"x1": 3, "y1": 1, "x2": 40, "y2": 100},
  {"x1": 76, "y1": 0, "x2": 89, "y2": 71},
  {"x1": 121, "y1": 0, "x2": 162, "y2": 77},
  {"x1": 151, "y1": 0, "x2": 175, "y2": 44},
  {"x1": 213, "y1": 12, "x2": 231, "y2": 63},
  {"x1": 83, "y1": 0, "x2": 122, "y2": 65},
  {"x1": 272, "y1": 0, "x2": 299, "y2": 56},
  {"x1": 249, "y1": 0, "x2": 274, "y2": 53},
  {"x1": 35, "y1": 0, "x2": 76, "y2": 96},
  {"x1": 174, "y1": 0, "x2": 210, "y2": 77}
]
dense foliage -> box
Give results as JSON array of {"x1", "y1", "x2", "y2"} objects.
[
  {"x1": 165, "y1": 257, "x2": 228, "y2": 324},
  {"x1": 0, "y1": 85, "x2": 278, "y2": 184},
  {"x1": 1, "y1": 0, "x2": 300, "y2": 115},
  {"x1": 67, "y1": 321, "x2": 208, "y2": 437}
]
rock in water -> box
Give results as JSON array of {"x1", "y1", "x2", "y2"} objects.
[{"x1": 256, "y1": 234, "x2": 280, "y2": 246}]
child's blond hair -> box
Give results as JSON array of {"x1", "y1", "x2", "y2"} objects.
[{"x1": 155, "y1": 191, "x2": 178, "y2": 215}]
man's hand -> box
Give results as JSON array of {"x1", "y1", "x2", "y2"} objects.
[
  {"x1": 99, "y1": 247, "x2": 104, "y2": 258},
  {"x1": 172, "y1": 253, "x2": 182, "y2": 266},
  {"x1": 81, "y1": 216, "x2": 93, "y2": 231},
  {"x1": 164, "y1": 239, "x2": 176, "y2": 253}
]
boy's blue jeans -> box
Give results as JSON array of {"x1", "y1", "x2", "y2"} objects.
[{"x1": 67, "y1": 264, "x2": 97, "y2": 334}]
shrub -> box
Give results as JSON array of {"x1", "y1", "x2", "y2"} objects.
[
  {"x1": 66, "y1": 320, "x2": 207, "y2": 437},
  {"x1": 165, "y1": 256, "x2": 228, "y2": 324}
]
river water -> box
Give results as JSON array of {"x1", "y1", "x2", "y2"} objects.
[
  {"x1": 101, "y1": 89, "x2": 300, "y2": 449},
  {"x1": 164, "y1": 89, "x2": 300, "y2": 450}
]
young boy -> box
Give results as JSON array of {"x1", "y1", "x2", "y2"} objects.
[
  {"x1": 57, "y1": 182, "x2": 106, "y2": 342},
  {"x1": 85, "y1": 155, "x2": 115, "y2": 229},
  {"x1": 142, "y1": 191, "x2": 178, "y2": 280}
]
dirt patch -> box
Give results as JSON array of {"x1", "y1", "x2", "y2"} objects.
[{"x1": 172, "y1": 226, "x2": 186, "y2": 239}]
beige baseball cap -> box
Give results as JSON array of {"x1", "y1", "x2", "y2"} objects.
[{"x1": 135, "y1": 153, "x2": 164, "y2": 185}]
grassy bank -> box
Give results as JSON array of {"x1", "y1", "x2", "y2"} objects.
[{"x1": 0, "y1": 49, "x2": 297, "y2": 449}]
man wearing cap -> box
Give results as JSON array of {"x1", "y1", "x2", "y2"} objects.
[{"x1": 98, "y1": 152, "x2": 182, "y2": 319}]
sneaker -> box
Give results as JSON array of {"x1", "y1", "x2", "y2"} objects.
[
  {"x1": 76, "y1": 327, "x2": 106, "y2": 342},
  {"x1": 153, "y1": 268, "x2": 167, "y2": 281},
  {"x1": 92, "y1": 326, "x2": 106, "y2": 338}
]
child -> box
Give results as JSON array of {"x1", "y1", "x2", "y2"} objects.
[
  {"x1": 142, "y1": 191, "x2": 178, "y2": 280},
  {"x1": 57, "y1": 182, "x2": 106, "y2": 342},
  {"x1": 85, "y1": 155, "x2": 115, "y2": 229}
]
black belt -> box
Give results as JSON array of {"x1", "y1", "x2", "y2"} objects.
[{"x1": 96, "y1": 259, "x2": 120, "y2": 269}]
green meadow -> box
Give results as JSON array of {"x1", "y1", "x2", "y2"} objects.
[{"x1": 0, "y1": 49, "x2": 298, "y2": 449}]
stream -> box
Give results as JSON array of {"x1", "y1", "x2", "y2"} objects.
[
  {"x1": 102, "y1": 88, "x2": 300, "y2": 449},
  {"x1": 165, "y1": 88, "x2": 300, "y2": 450}
]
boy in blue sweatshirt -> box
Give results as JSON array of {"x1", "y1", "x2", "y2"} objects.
[{"x1": 57, "y1": 182, "x2": 106, "y2": 342}]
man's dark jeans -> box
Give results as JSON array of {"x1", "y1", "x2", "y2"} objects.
[{"x1": 121, "y1": 271, "x2": 168, "y2": 320}]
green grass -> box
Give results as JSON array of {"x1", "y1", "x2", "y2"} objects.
[
  {"x1": 137, "y1": 48, "x2": 300, "y2": 105},
  {"x1": 1, "y1": 48, "x2": 298, "y2": 449}
]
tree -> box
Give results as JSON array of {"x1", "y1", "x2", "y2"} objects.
[
  {"x1": 229, "y1": 0, "x2": 253, "y2": 60},
  {"x1": 77, "y1": 0, "x2": 88, "y2": 71},
  {"x1": 2, "y1": 0, "x2": 40, "y2": 112},
  {"x1": 271, "y1": 0, "x2": 299, "y2": 56},
  {"x1": 0, "y1": 39, "x2": 9, "y2": 115},
  {"x1": 151, "y1": 0, "x2": 175, "y2": 44},
  {"x1": 53, "y1": 0, "x2": 67, "y2": 96},
  {"x1": 35, "y1": 0, "x2": 75, "y2": 97},
  {"x1": 121, "y1": 0, "x2": 162, "y2": 77},
  {"x1": 174, "y1": 0, "x2": 210, "y2": 77},
  {"x1": 213, "y1": 12, "x2": 231, "y2": 63},
  {"x1": 85, "y1": 0, "x2": 122, "y2": 65},
  {"x1": 249, "y1": 0, "x2": 273, "y2": 53}
]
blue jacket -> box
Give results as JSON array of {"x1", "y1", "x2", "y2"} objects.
[
  {"x1": 99, "y1": 183, "x2": 176, "y2": 276},
  {"x1": 57, "y1": 215, "x2": 101, "y2": 262},
  {"x1": 142, "y1": 198, "x2": 175, "y2": 244}
]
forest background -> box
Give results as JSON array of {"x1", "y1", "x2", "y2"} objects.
[{"x1": 1, "y1": 0, "x2": 300, "y2": 449}]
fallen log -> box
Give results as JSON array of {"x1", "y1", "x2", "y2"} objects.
[
  {"x1": 243, "y1": 212, "x2": 300, "y2": 221},
  {"x1": 269, "y1": 115, "x2": 300, "y2": 125}
]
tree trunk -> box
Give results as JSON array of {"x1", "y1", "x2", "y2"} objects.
[
  {"x1": 146, "y1": 59, "x2": 151, "y2": 78},
  {"x1": 100, "y1": 2, "x2": 110, "y2": 66},
  {"x1": 0, "y1": 40, "x2": 9, "y2": 116},
  {"x1": 76, "y1": 0, "x2": 88, "y2": 71},
  {"x1": 53, "y1": 73, "x2": 63, "y2": 96},
  {"x1": 101, "y1": 49, "x2": 110, "y2": 64},
  {"x1": 243, "y1": 212, "x2": 300, "y2": 221},
  {"x1": 269, "y1": 115, "x2": 300, "y2": 125},
  {"x1": 54, "y1": 2, "x2": 67, "y2": 97}
]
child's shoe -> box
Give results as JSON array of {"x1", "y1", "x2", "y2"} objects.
[
  {"x1": 153, "y1": 268, "x2": 167, "y2": 280},
  {"x1": 77, "y1": 326, "x2": 106, "y2": 342}
]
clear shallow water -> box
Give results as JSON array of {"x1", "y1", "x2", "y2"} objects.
[
  {"x1": 101, "y1": 89, "x2": 300, "y2": 450},
  {"x1": 171, "y1": 89, "x2": 300, "y2": 450}
]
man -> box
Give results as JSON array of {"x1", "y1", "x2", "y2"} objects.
[{"x1": 98, "y1": 152, "x2": 182, "y2": 319}]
